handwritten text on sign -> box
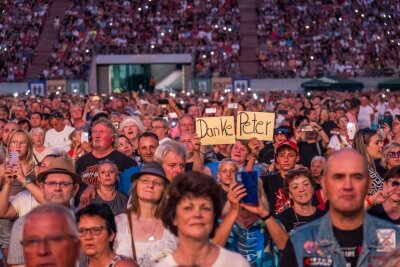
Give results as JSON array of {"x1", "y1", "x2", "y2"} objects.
[
  {"x1": 236, "y1": 112, "x2": 275, "y2": 141},
  {"x1": 196, "y1": 117, "x2": 236, "y2": 145}
]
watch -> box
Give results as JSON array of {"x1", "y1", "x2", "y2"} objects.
[{"x1": 22, "y1": 178, "x2": 32, "y2": 187}]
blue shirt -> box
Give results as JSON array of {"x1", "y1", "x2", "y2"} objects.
[{"x1": 118, "y1": 165, "x2": 142, "y2": 197}]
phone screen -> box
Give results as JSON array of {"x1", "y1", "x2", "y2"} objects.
[
  {"x1": 235, "y1": 171, "x2": 258, "y2": 205},
  {"x1": 81, "y1": 132, "x2": 89, "y2": 143},
  {"x1": 9, "y1": 151, "x2": 19, "y2": 165}
]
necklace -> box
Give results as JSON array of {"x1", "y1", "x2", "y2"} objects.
[{"x1": 137, "y1": 218, "x2": 158, "y2": 241}]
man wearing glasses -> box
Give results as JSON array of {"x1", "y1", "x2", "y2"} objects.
[
  {"x1": 20, "y1": 204, "x2": 80, "y2": 267},
  {"x1": 7, "y1": 157, "x2": 82, "y2": 266}
]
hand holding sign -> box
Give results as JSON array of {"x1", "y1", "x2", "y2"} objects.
[
  {"x1": 196, "y1": 116, "x2": 236, "y2": 145},
  {"x1": 192, "y1": 134, "x2": 201, "y2": 152},
  {"x1": 248, "y1": 137, "x2": 262, "y2": 157},
  {"x1": 236, "y1": 112, "x2": 275, "y2": 141}
]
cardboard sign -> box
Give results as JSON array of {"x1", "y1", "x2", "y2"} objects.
[
  {"x1": 196, "y1": 116, "x2": 236, "y2": 145},
  {"x1": 236, "y1": 112, "x2": 275, "y2": 141}
]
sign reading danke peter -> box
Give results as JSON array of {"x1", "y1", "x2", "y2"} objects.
[
  {"x1": 196, "y1": 116, "x2": 236, "y2": 145},
  {"x1": 236, "y1": 112, "x2": 275, "y2": 141}
]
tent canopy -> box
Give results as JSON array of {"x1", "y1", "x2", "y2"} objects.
[
  {"x1": 301, "y1": 76, "x2": 364, "y2": 91},
  {"x1": 377, "y1": 77, "x2": 400, "y2": 90}
]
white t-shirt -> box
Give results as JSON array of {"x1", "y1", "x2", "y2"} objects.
[
  {"x1": 328, "y1": 135, "x2": 352, "y2": 151},
  {"x1": 358, "y1": 105, "x2": 374, "y2": 129},
  {"x1": 10, "y1": 190, "x2": 40, "y2": 217},
  {"x1": 33, "y1": 146, "x2": 54, "y2": 163},
  {"x1": 44, "y1": 125, "x2": 75, "y2": 153},
  {"x1": 155, "y1": 246, "x2": 250, "y2": 267},
  {"x1": 386, "y1": 107, "x2": 400, "y2": 117}
]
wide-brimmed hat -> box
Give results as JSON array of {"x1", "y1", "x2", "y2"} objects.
[
  {"x1": 131, "y1": 161, "x2": 168, "y2": 184},
  {"x1": 37, "y1": 157, "x2": 81, "y2": 184}
]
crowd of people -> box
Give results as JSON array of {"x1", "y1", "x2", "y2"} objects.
[
  {"x1": 0, "y1": 0, "x2": 50, "y2": 82},
  {"x1": 257, "y1": 0, "x2": 400, "y2": 78},
  {"x1": 41, "y1": 0, "x2": 241, "y2": 80},
  {"x1": 2, "y1": 1, "x2": 400, "y2": 82},
  {"x1": 0, "y1": 87, "x2": 399, "y2": 266}
]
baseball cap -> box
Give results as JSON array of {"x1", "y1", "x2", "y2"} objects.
[{"x1": 275, "y1": 140, "x2": 299, "y2": 154}]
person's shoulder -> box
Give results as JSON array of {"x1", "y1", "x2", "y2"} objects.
[
  {"x1": 75, "y1": 152, "x2": 94, "y2": 162},
  {"x1": 367, "y1": 213, "x2": 399, "y2": 230},
  {"x1": 110, "y1": 150, "x2": 136, "y2": 164},
  {"x1": 290, "y1": 213, "x2": 326, "y2": 238},
  {"x1": 115, "y1": 258, "x2": 138, "y2": 267},
  {"x1": 217, "y1": 247, "x2": 250, "y2": 266}
]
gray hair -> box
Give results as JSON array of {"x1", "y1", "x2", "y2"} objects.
[
  {"x1": 381, "y1": 141, "x2": 400, "y2": 168},
  {"x1": 30, "y1": 127, "x2": 45, "y2": 135},
  {"x1": 154, "y1": 140, "x2": 187, "y2": 165},
  {"x1": 92, "y1": 118, "x2": 118, "y2": 136},
  {"x1": 152, "y1": 117, "x2": 169, "y2": 129},
  {"x1": 119, "y1": 116, "x2": 144, "y2": 136},
  {"x1": 23, "y1": 204, "x2": 78, "y2": 237},
  {"x1": 311, "y1": 156, "x2": 326, "y2": 167}
]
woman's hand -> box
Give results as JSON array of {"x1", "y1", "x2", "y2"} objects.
[
  {"x1": 369, "y1": 186, "x2": 400, "y2": 206},
  {"x1": 3, "y1": 165, "x2": 16, "y2": 185},
  {"x1": 248, "y1": 137, "x2": 261, "y2": 158},
  {"x1": 192, "y1": 134, "x2": 201, "y2": 152}
]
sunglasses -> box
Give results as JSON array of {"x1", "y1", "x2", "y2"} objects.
[
  {"x1": 387, "y1": 151, "x2": 400, "y2": 158},
  {"x1": 276, "y1": 128, "x2": 291, "y2": 134}
]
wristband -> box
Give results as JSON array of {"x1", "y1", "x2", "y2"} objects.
[
  {"x1": 260, "y1": 213, "x2": 272, "y2": 221},
  {"x1": 365, "y1": 195, "x2": 373, "y2": 207}
]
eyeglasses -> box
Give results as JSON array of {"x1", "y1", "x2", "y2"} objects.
[
  {"x1": 10, "y1": 140, "x2": 28, "y2": 147},
  {"x1": 78, "y1": 226, "x2": 106, "y2": 236},
  {"x1": 389, "y1": 180, "x2": 400, "y2": 187},
  {"x1": 139, "y1": 177, "x2": 164, "y2": 187},
  {"x1": 387, "y1": 151, "x2": 400, "y2": 158},
  {"x1": 43, "y1": 181, "x2": 74, "y2": 188},
  {"x1": 20, "y1": 235, "x2": 77, "y2": 252}
]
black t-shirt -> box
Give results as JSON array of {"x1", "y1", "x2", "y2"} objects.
[
  {"x1": 276, "y1": 207, "x2": 326, "y2": 233},
  {"x1": 333, "y1": 225, "x2": 363, "y2": 267},
  {"x1": 75, "y1": 150, "x2": 137, "y2": 206},
  {"x1": 298, "y1": 140, "x2": 325, "y2": 168},
  {"x1": 185, "y1": 162, "x2": 194, "y2": 172},
  {"x1": 368, "y1": 204, "x2": 400, "y2": 225},
  {"x1": 258, "y1": 142, "x2": 275, "y2": 165},
  {"x1": 281, "y1": 224, "x2": 363, "y2": 267},
  {"x1": 322, "y1": 120, "x2": 338, "y2": 138},
  {"x1": 261, "y1": 173, "x2": 287, "y2": 215}
]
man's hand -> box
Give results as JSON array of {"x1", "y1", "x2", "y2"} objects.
[{"x1": 78, "y1": 185, "x2": 97, "y2": 208}]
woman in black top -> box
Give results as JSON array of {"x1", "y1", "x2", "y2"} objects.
[
  {"x1": 276, "y1": 167, "x2": 325, "y2": 233},
  {"x1": 368, "y1": 166, "x2": 400, "y2": 225}
]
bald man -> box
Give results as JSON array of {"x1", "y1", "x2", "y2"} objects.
[{"x1": 282, "y1": 149, "x2": 400, "y2": 267}]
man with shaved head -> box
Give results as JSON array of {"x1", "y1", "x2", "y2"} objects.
[{"x1": 282, "y1": 149, "x2": 400, "y2": 267}]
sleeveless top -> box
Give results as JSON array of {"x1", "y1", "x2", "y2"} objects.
[
  {"x1": 114, "y1": 213, "x2": 178, "y2": 267},
  {"x1": 109, "y1": 255, "x2": 129, "y2": 267}
]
